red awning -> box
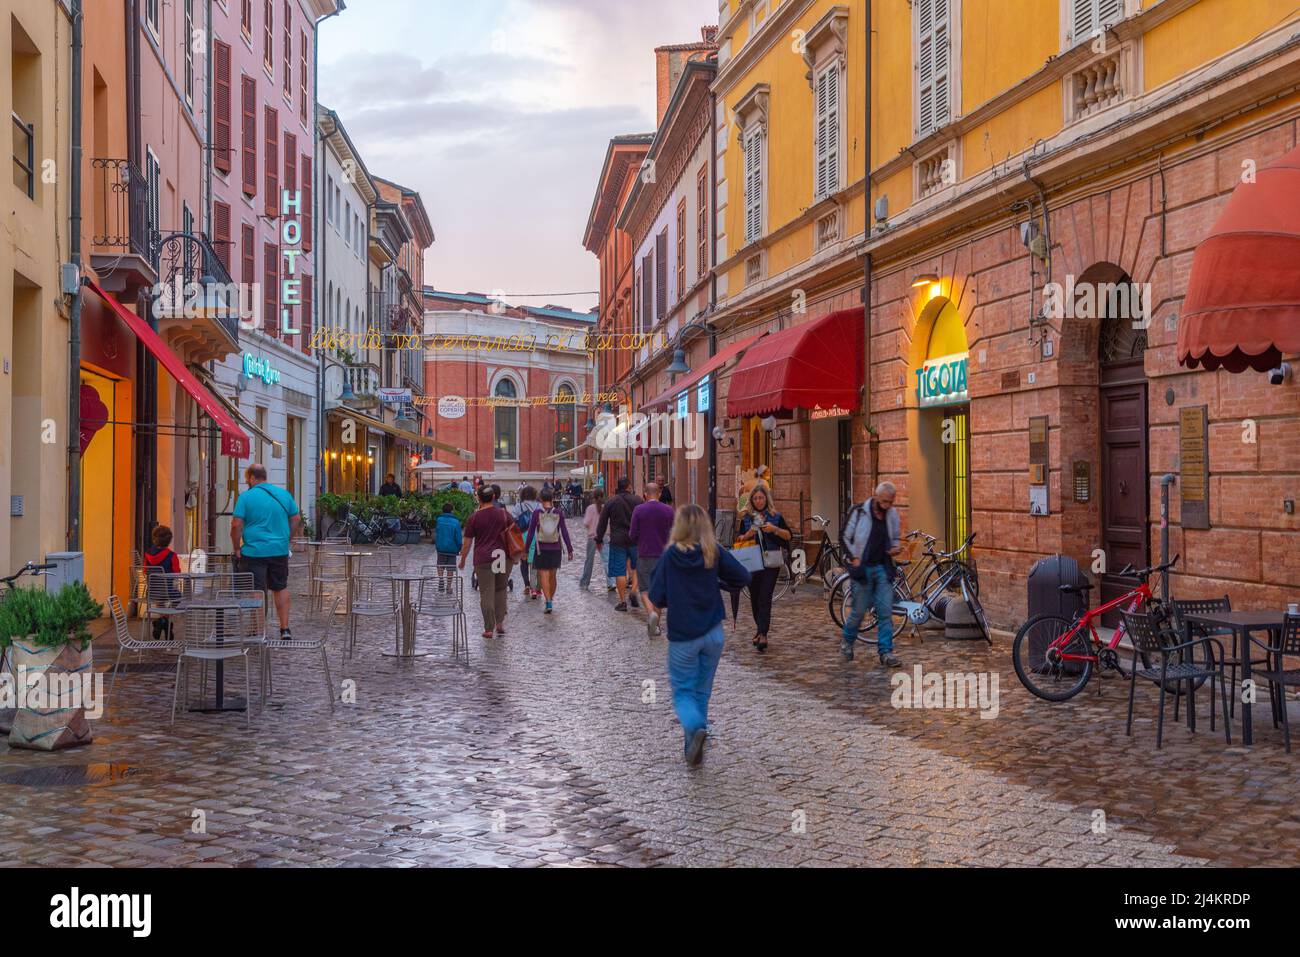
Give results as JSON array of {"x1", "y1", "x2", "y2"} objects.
[
  {"x1": 1179, "y1": 143, "x2": 1300, "y2": 373},
  {"x1": 726, "y1": 309, "x2": 864, "y2": 417},
  {"x1": 85, "y1": 280, "x2": 251, "y2": 458},
  {"x1": 641, "y1": 330, "x2": 768, "y2": 411}
]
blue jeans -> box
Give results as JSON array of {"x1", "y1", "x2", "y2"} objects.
[
  {"x1": 843, "y1": 564, "x2": 895, "y2": 654},
  {"x1": 667, "y1": 623, "x2": 725, "y2": 752},
  {"x1": 579, "y1": 539, "x2": 598, "y2": 589}
]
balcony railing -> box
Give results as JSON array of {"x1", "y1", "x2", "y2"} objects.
[
  {"x1": 12, "y1": 112, "x2": 34, "y2": 199},
  {"x1": 155, "y1": 231, "x2": 241, "y2": 346},
  {"x1": 341, "y1": 362, "x2": 382, "y2": 407},
  {"x1": 90, "y1": 158, "x2": 151, "y2": 259}
]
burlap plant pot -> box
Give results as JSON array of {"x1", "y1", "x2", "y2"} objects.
[{"x1": 7, "y1": 640, "x2": 94, "y2": 751}]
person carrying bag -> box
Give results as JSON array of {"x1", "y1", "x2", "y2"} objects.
[{"x1": 736, "y1": 488, "x2": 790, "y2": 653}]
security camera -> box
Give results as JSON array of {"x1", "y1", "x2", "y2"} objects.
[{"x1": 1268, "y1": 363, "x2": 1292, "y2": 386}]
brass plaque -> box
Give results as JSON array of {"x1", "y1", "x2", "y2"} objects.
[{"x1": 1180, "y1": 405, "x2": 1210, "y2": 529}]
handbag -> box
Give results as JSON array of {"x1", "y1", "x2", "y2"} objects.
[
  {"x1": 503, "y1": 521, "x2": 526, "y2": 562},
  {"x1": 730, "y1": 544, "x2": 766, "y2": 573},
  {"x1": 762, "y1": 549, "x2": 785, "y2": 569}
]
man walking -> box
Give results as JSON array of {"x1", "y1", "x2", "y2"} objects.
[
  {"x1": 231, "y1": 463, "x2": 302, "y2": 640},
  {"x1": 595, "y1": 476, "x2": 643, "y2": 612},
  {"x1": 629, "y1": 480, "x2": 675, "y2": 636},
  {"x1": 839, "y1": 481, "x2": 903, "y2": 668}
]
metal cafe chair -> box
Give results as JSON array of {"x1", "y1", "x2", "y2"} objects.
[
  {"x1": 107, "y1": 594, "x2": 179, "y2": 716},
  {"x1": 310, "y1": 551, "x2": 349, "y2": 616},
  {"x1": 143, "y1": 571, "x2": 193, "y2": 643},
  {"x1": 1255, "y1": 614, "x2": 1300, "y2": 753},
  {"x1": 260, "y1": 622, "x2": 336, "y2": 716},
  {"x1": 1169, "y1": 596, "x2": 1262, "y2": 718},
  {"x1": 289, "y1": 537, "x2": 312, "y2": 595},
  {"x1": 1120, "y1": 609, "x2": 1230, "y2": 749},
  {"x1": 330, "y1": 574, "x2": 400, "y2": 662},
  {"x1": 414, "y1": 569, "x2": 468, "y2": 662},
  {"x1": 170, "y1": 605, "x2": 257, "y2": 729}
]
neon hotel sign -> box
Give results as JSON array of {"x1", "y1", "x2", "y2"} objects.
[{"x1": 278, "y1": 188, "x2": 303, "y2": 335}]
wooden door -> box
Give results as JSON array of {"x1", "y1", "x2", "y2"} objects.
[{"x1": 1099, "y1": 362, "x2": 1149, "y2": 625}]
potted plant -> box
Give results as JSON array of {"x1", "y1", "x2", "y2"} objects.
[{"x1": 0, "y1": 581, "x2": 103, "y2": 751}]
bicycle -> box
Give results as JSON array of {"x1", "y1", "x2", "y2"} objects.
[
  {"x1": 788, "y1": 515, "x2": 849, "y2": 594},
  {"x1": 1011, "y1": 556, "x2": 1182, "y2": 702},
  {"x1": 829, "y1": 533, "x2": 988, "y2": 645},
  {"x1": 324, "y1": 506, "x2": 398, "y2": 546}
]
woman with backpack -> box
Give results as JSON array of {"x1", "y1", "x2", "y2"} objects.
[
  {"x1": 512, "y1": 485, "x2": 542, "y2": 599},
  {"x1": 524, "y1": 487, "x2": 574, "y2": 614},
  {"x1": 647, "y1": 504, "x2": 751, "y2": 766}
]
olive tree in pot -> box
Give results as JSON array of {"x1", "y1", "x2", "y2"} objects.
[{"x1": 0, "y1": 582, "x2": 103, "y2": 750}]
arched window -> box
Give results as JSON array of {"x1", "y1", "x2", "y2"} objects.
[
  {"x1": 554, "y1": 383, "x2": 577, "y2": 461},
  {"x1": 494, "y1": 377, "x2": 518, "y2": 461}
]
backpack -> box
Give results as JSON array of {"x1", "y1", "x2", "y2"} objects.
[
  {"x1": 514, "y1": 502, "x2": 535, "y2": 533},
  {"x1": 537, "y1": 509, "x2": 562, "y2": 544}
]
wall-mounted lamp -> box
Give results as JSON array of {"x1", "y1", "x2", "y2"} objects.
[
  {"x1": 760, "y1": 416, "x2": 787, "y2": 441},
  {"x1": 912, "y1": 273, "x2": 940, "y2": 289},
  {"x1": 711, "y1": 425, "x2": 735, "y2": 449},
  {"x1": 666, "y1": 347, "x2": 690, "y2": 376}
]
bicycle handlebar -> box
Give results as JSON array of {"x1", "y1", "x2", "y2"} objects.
[{"x1": 1117, "y1": 554, "x2": 1180, "y2": 579}]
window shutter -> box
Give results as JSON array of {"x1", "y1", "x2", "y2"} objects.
[
  {"x1": 641, "y1": 255, "x2": 653, "y2": 332},
  {"x1": 263, "y1": 241, "x2": 279, "y2": 336},
  {"x1": 933, "y1": 0, "x2": 950, "y2": 127},
  {"x1": 241, "y1": 76, "x2": 257, "y2": 197},
  {"x1": 283, "y1": 131, "x2": 297, "y2": 197},
  {"x1": 655, "y1": 231, "x2": 668, "y2": 322},
  {"x1": 264, "y1": 106, "x2": 279, "y2": 217},
  {"x1": 214, "y1": 42, "x2": 232, "y2": 174},
  {"x1": 213, "y1": 202, "x2": 232, "y2": 274},
  {"x1": 241, "y1": 223, "x2": 255, "y2": 287},
  {"x1": 744, "y1": 129, "x2": 763, "y2": 243},
  {"x1": 826, "y1": 65, "x2": 840, "y2": 195},
  {"x1": 1098, "y1": 0, "x2": 1123, "y2": 31},
  {"x1": 299, "y1": 31, "x2": 309, "y2": 123},
  {"x1": 301, "y1": 154, "x2": 313, "y2": 252},
  {"x1": 916, "y1": 0, "x2": 951, "y2": 134},
  {"x1": 300, "y1": 274, "x2": 313, "y2": 355}
]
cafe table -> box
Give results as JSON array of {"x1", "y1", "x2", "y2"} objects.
[
  {"x1": 382, "y1": 573, "x2": 433, "y2": 660},
  {"x1": 1183, "y1": 610, "x2": 1287, "y2": 746},
  {"x1": 181, "y1": 596, "x2": 264, "y2": 712}
]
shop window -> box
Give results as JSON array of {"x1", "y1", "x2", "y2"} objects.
[
  {"x1": 741, "y1": 416, "x2": 771, "y2": 472},
  {"x1": 494, "y1": 377, "x2": 519, "y2": 461},
  {"x1": 554, "y1": 384, "x2": 577, "y2": 461}
]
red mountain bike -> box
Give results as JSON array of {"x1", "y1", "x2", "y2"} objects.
[{"x1": 1011, "y1": 556, "x2": 1180, "y2": 702}]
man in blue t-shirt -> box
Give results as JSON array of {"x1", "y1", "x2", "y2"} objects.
[{"x1": 231, "y1": 463, "x2": 301, "y2": 639}]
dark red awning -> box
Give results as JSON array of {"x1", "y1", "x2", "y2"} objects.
[
  {"x1": 1179, "y1": 143, "x2": 1300, "y2": 373},
  {"x1": 85, "y1": 280, "x2": 251, "y2": 458},
  {"x1": 726, "y1": 309, "x2": 864, "y2": 417},
  {"x1": 641, "y1": 330, "x2": 768, "y2": 412}
]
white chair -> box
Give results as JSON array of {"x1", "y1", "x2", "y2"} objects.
[
  {"x1": 330, "y1": 575, "x2": 400, "y2": 662},
  {"x1": 416, "y1": 568, "x2": 468, "y2": 662},
  {"x1": 170, "y1": 605, "x2": 257, "y2": 729},
  {"x1": 107, "y1": 594, "x2": 179, "y2": 715},
  {"x1": 144, "y1": 571, "x2": 192, "y2": 643}
]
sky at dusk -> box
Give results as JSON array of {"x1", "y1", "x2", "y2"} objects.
[{"x1": 318, "y1": 0, "x2": 718, "y2": 314}]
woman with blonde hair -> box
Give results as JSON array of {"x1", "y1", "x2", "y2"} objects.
[{"x1": 647, "y1": 504, "x2": 751, "y2": 766}]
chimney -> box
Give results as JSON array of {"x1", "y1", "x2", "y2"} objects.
[{"x1": 701, "y1": 25, "x2": 718, "y2": 44}]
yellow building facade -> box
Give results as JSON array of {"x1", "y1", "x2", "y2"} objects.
[{"x1": 0, "y1": 0, "x2": 72, "y2": 575}]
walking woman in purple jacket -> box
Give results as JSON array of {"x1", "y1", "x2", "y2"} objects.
[{"x1": 524, "y1": 487, "x2": 574, "y2": 614}]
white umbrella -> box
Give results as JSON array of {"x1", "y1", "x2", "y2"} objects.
[{"x1": 415, "y1": 460, "x2": 454, "y2": 471}]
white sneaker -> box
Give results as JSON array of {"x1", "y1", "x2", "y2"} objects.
[{"x1": 646, "y1": 611, "x2": 661, "y2": 637}]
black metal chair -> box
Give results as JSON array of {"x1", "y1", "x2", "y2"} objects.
[
  {"x1": 1255, "y1": 614, "x2": 1300, "y2": 754},
  {"x1": 1169, "y1": 596, "x2": 1263, "y2": 718},
  {"x1": 1121, "y1": 609, "x2": 1230, "y2": 749}
]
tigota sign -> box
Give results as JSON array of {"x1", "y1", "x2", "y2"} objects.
[{"x1": 916, "y1": 352, "x2": 969, "y2": 408}]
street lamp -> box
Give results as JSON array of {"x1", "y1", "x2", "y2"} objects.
[{"x1": 666, "y1": 347, "x2": 690, "y2": 375}]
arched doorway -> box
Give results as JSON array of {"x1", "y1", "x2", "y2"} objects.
[
  {"x1": 906, "y1": 296, "x2": 971, "y2": 550},
  {"x1": 1083, "y1": 264, "x2": 1150, "y2": 622}
]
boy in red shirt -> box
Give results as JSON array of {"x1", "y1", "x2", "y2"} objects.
[{"x1": 144, "y1": 525, "x2": 181, "y2": 639}]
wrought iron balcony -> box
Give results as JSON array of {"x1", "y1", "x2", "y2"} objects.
[
  {"x1": 151, "y1": 231, "x2": 241, "y2": 364},
  {"x1": 88, "y1": 157, "x2": 158, "y2": 296}
]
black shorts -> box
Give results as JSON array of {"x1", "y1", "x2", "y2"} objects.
[
  {"x1": 532, "y1": 550, "x2": 562, "y2": 571},
  {"x1": 239, "y1": 554, "x2": 289, "y2": 593}
]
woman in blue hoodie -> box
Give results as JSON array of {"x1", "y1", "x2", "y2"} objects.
[
  {"x1": 434, "y1": 503, "x2": 463, "y2": 567},
  {"x1": 647, "y1": 504, "x2": 751, "y2": 766}
]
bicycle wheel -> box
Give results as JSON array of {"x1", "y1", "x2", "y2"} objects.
[
  {"x1": 925, "y1": 560, "x2": 979, "y2": 598},
  {"x1": 1012, "y1": 614, "x2": 1094, "y2": 701},
  {"x1": 830, "y1": 576, "x2": 907, "y2": 642},
  {"x1": 773, "y1": 561, "x2": 792, "y2": 601},
  {"x1": 960, "y1": 576, "x2": 990, "y2": 643}
]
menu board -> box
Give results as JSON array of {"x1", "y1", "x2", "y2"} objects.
[{"x1": 1180, "y1": 405, "x2": 1209, "y2": 529}]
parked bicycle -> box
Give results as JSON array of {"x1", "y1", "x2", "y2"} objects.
[
  {"x1": 1011, "y1": 556, "x2": 1181, "y2": 702},
  {"x1": 829, "y1": 532, "x2": 987, "y2": 645},
  {"x1": 788, "y1": 514, "x2": 849, "y2": 593},
  {"x1": 324, "y1": 504, "x2": 399, "y2": 546}
]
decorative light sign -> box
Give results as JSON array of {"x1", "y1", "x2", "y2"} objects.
[
  {"x1": 916, "y1": 352, "x2": 969, "y2": 408},
  {"x1": 242, "y1": 352, "x2": 281, "y2": 386},
  {"x1": 810, "y1": 405, "x2": 852, "y2": 420},
  {"x1": 280, "y1": 189, "x2": 303, "y2": 335}
]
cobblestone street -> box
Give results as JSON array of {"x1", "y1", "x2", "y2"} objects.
[{"x1": 3, "y1": 532, "x2": 1297, "y2": 867}]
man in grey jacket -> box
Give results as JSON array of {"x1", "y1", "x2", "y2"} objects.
[{"x1": 839, "y1": 481, "x2": 903, "y2": 667}]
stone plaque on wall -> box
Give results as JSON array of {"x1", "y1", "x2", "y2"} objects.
[{"x1": 1179, "y1": 405, "x2": 1210, "y2": 530}]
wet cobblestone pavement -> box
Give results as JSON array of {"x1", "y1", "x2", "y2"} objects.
[{"x1": 5, "y1": 531, "x2": 1293, "y2": 867}]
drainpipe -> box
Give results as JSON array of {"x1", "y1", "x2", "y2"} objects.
[
  {"x1": 67, "y1": 0, "x2": 84, "y2": 550},
  {"x1": 707, "y1": 84, "x2": 719, "y2": 521},
  {"x1": 861, "y1": 0, "x2": 873, "y2": 493},
  {"x1": 205, "y1": 0, "x2": 217, "y2": 549}
]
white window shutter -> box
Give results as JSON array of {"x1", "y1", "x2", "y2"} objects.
[
  {"x1": 814, "y1": 68, "x2": 829, "y2": 199},
  {"x1": 932, "y1": 0, "x2": 950, "y2": 128},
  {"x1": 1098, "y1": 0, "x2": 1123, "y2": 29},
  {"x1": 745, "y1": 128, "x2": 763, "y2": 243},
  {"x1": 825, "y1": 64, "x2": 840, "y2": 196},
  {"x1": 917, "y1": 0, "x2": 935, "y2": 134}
]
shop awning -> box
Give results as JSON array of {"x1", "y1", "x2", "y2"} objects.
[
  {"x1": 641, "y1": 330, "x2": 769, "y2": 411},
  {"x1": 1179, "y1": 143, "x2": 1300, "y2": 373},
  {"x1": 328, "y1": 407, "x2": 474, "y2": 461},
  {"x1": 192, "y1": 368, "x2": 280, "y2": 454},
  {"x1": 85, "y1": 279, "x2": 251, "y2": 458},
  {"x1": 726, "y1": 309, "x2": 864, "y2": 417}
]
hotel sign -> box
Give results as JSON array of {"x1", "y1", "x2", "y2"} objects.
[
  {"x1": 916, "y1": 352, "x2": 969, "y2": 408},
  {"x1": 279, "y1": 189, "x2": 303, "y2": 335}
]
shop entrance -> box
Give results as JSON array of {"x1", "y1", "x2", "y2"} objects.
[
  {"x1": 943, "y1": 407, "x2": 972, "y2": 549},
  {"x1": 810, "y1": 415, "x2": 850, "y2": 539}
]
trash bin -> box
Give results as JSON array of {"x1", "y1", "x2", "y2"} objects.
[{"x1": 1026, "y1": 554, "x2": 1090, "y2": 669}]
